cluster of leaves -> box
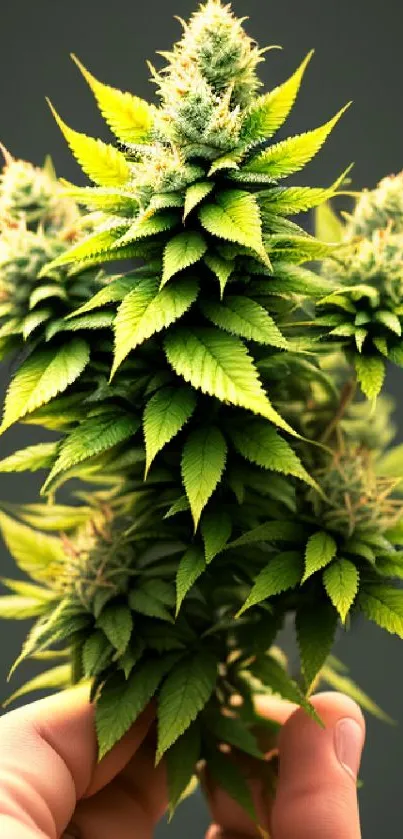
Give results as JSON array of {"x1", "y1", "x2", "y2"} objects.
[
  {"x1": 0, "y1": 0, "x2": 403, "y2": 825},
  {"x1": 315, "y1": 173, "x2": 403, "y2": 399},
  {"x1": 0, "y1": 150, "x2": 105, "y2": 359}
]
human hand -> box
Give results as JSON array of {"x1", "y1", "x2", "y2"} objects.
[{"x1": 0, "y1": 685, "x2": 365, "y2": 838}]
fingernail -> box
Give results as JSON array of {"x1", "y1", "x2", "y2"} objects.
[{"x1": 334, "y1": 718, "x2": 364, "y2": 780}]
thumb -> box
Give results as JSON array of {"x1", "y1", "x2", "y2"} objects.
[{"x1": 271, "y1": 691, "x2": 365, "y2": 839}]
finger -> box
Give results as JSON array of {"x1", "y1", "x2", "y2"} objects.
[
  {"x1": 0, "y1": 684, "x2": 153, "y2": 838},
  {"x1": 71, "y1": 724, "x2": 168, "y2": 839},
  {"x1": 206, "y1": 696, "x2": 298, "y2": 839},
  {"x1": 272, "y1": 691, "x2": 365, "y2": 839}
]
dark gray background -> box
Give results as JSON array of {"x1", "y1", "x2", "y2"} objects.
[{"x1": 1, "y1": 1, "x2": 403, "y2": 836}]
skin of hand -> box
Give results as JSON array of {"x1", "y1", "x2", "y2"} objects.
[{"x1": 0, "y1": 685, "x2": 365, "y2": 839}]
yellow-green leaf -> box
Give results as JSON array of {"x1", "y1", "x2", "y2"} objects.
[
  {"x1": 164, "y1": 327, "x2": 296, "y2": 435},
  {"x1": 199, "y1": 190, "x2": 268, "y2": 262},
  {"x1": 162, "y1": 231, "x2": 207, "y2": 286},
  {"x1": 315, "y1": 201, "x2": 345, "y2": 243},
  {"x1": 71, "y1": 54, "x2": 154, "y2": 143},
  {"x1": 184, "y1": 181, "x2": 214, "y2": 220},
  {"x1": 244, "y1": 105, "x2": 350, "y2": 178},
  {"x1": 176, "y1": 546, "x2": 206, "y2": 614},
  {"x1": 0, "y1": 512, "x2": 65, "y2": 583},
  {"x1": 144, "y1": 386, "x2": 197, "y2": 475},
  {"x1": 47, "y1": 101, "x2": 130, "y2": 186},
  {"x1": 182, "y1": 426, "x2": 227, "y2": 527},
  {"x1": 112, "y1": 277, "x2": 199, "y2": 376},
  {"x1": 0, "y1": 339, "x2": 89, "y2": 433},
  {"x1": 303, "y1": 531, "x2": 337, "y2": 582},
  {"x1": 4, "y1": 664, "x2": 72, "y2": 708},
  {"x1": 355, "y1": 354, "x2": 385, "y2": 401},
  {"x1": 241, "y1": 52, "x2": 314, "y2": 142},
  {"x1": 323, "y1": 558, "x2": 359, "y2": 622}
]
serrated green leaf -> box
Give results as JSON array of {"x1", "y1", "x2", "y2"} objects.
[
  {"x1": 374, "y1": 310, "x2": 402, "y2": 336},
  {"x1": 0, "y1": 442, "x2": 58, "y2": 473},
  {"x1": 204, "y1": 253, "x2": 234, "y2": 297},
  {"x1": 259, "y1": 168, "x2": 349, "y2": 218},
  {"x1": 164, "y1": 496, "x2": 190, "y2": 519},
  {"x1": 182, "y1": 425, "x2": 227, "y2": 527},
  {"x1": 12, "y1": 503, "x2": 93, "y2": 532},
  {"x1": 303, "y1": 531, "x2": 337, "y2": 582},
  {"x1": 200, "y1": 296, "x2": 287, "y2": 348},
  {"x1": 82, "y1": 630, "x2": 113, "y2": 678},
  {"x1": 358, "y1": 585, "x2": 403, "y2": 638},
  {"x1": 0, "y1": 512, "x2": 65, "y2": 583},
  {"x1": 117, "y1": 211, "x2": 179, "y2": 246},
  {"x1": 227, "y1": 520, "x2": 305, "y2": 550},
  {"x1": 354, "y1": 355, "x2": 385, "y2": 401},
  {"x1": 323, "y1": 559, "x2": 359, "y2": 622},
  {"x1": 244, "y1": 105, "x2": 349, "y2": 178},
  {"x1": 97, "y1": 603, "x2": 133, "y2": 653},
  {"x1": 23, "y1": 309, "x2": 51, "y2": 340},
  {"x1": 129, "y1": 589, "x2": 173, "y2": 622},
  {"x1": 162, "y1": 232, "x2": 207, "y2": 286},
  {"x1": 389, "y1": 343, "x2": 403, "y2": 367},
  {"x1": 208, "y1": 152, "x2": 241, "y2": 176},
  {"x1": 157, "y1": 651, "x2": 217, "y2": 760},
  {"x1": 266, "y1": 262, "x2": 332, "y2": 297},
  {"x1": 165, "y1": 327, "x2": 295, "y2": 434},
  {"x1": 237, "y1": 551, "x2": 302, "y2": 616},
  {"x1": 241, "y1": 52, "x2": 313, "y2": 142},
  {"x1": 144, "y1": 386, "x2": 197, "y2": 475},
  {"x1": 315, "y1": 201, "x2": 345, "y2": 243},
  {"x1": 1, "y1": 339, "x2": 90, "y2": 433},
  {"x1": 47, "y1": 312, "x2": 114, "y2": 340},
  {"x1": 0, "y1": 595, "x2": 49, "y2": 620},
  {"x1": 206, "y1": 750, "x2": 256, "y2": 822},
  {"x1": 112, "y1": 277, "x2": 199, "y2": 376},
  {"x1": 250, "y1": 655, "x2": 319, "y2": 722},
  {"x1": 62, "y1": 182, "x2": 138, "y2": 213},
  {"x1": 296, "y1": 602, "x2": 338, "y2": 690},
  {"x1": 183, "y1": 181, "x2": 214, "y2": 219},
  {"x1": 0, "y1": 578, "x2": 55, "y2": 601},
  {"x1": 201, "y1": 510, "x2": 232, "y2": 563},
  {"x1": 43, "y1": 411, "x2": 140, "y2": 490},
  {"x1": 71, "y1": 54, "x2": 153, "y2": 143},
  {"x1": 69, "y1": 275, "x2": 139, "y2": 319},
  {"x1": 119, "y1": 639, "x2": 145, "y2": 679},
  {"x1": 230, "y1": 421, "x2": 318, "y2": 491},
  {"x1": 176, "y1": 546, "x2": 206, "y2": 615},
  {"x1": 140, "y1": 580, "x2": 176, "y2": 607},
  {"x1": 3, "y1": 664, "x2": 71, "y2": 708},
  {"x1": 147, "y1": 192, "x2": 184, "y2": 215},
  {"x1": 96, "y1": 657, "x2": 174, "y2": 759},
  {"x1": 48, "y1": 100, "x2": 130, "y2": 185},
  {"x1": 29, "y1": 284, "x2": 67, "y2": 309},
  {"x1": 11, "y1": 599, "x2": 90, "y2": 675},
  {"x1": 166, "y1": 721, "x2": 201, "y2": 819},
  {"x1": 207, "y1": 713, "x2": 263, "y2": 759},
  {"x1": 267, "y1": 233, "x2": 335, "y2": 264},
  {"x1": 41, "y1": 227, "x2": 128, "y2": 273},
  {"x1": 199, "y1": 190, "x2": 267, "y2": 261}
]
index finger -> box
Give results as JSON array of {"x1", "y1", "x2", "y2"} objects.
[{"x1": 0, "y1": 684, "x2": 153, "y2": 838}]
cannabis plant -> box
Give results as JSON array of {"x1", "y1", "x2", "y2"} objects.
[{"x1": 0, "y1": 0, "x2": 403, "y2": 825}]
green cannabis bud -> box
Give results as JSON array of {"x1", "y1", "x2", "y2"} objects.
[
  {"x1": 0, "y1": 0, "x2": 402, "y2": 826},
  {"x1": 317, "y1": 173, "x2": 403, "y2": 398},
  {"x1": 0, "y1": 154, "x2": 105, "y2": 358},
  {"x1": 347, "y1": 171, "x2": 403, "y2": 237}
]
